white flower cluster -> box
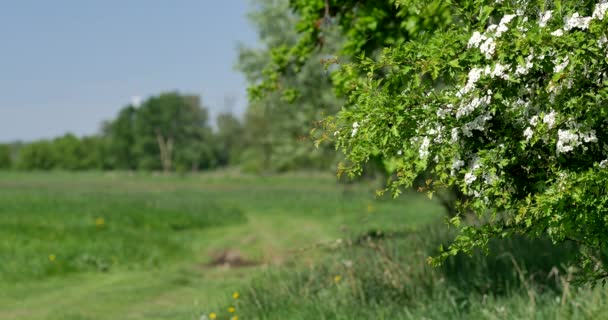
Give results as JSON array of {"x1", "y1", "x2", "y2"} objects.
[
  {"x1": 419, "y1": 137, "x2": 431, "y2": 159},
  {"x1": 539, "y1": 10, "x2": 553, "y2": 28},
  {"x1": 468, "y1": 14, "x2": 518, "y2": 59},
  {"x1": 451, "y1": 157, "x2": 465, "y2": 176},
  {"x1": 557, "y1": 2, "x2": 607, "y2": 36},
  {"x1": 464, "y1": 172, "x2": 477, "y2": 185},
  {"x1": 351, "y1": 122, "x2": 359, "y2": 137},
  {"x1": 464, "y1": 157, "x2": 482, "y2": 185},
  {"x1": 523, "y1": 127, "x2": 534, "y2": 141},
  {"x1": 543, "y1": 110, "x2": 557, "y2": 129},
  {"x1": 458, "y1": 63, "x2": 510, "y2": 98},
  {"x1": 553, "y1": 56, "x2": 570, "y2": 73},
  {"x1": 593, "y1": 1, "x2": 608, "y2": 20},
  {"x1": 515, "y1": 53, "x2": 535, "y2": 76},
  {"x1": 556, "y1": 127, "x2": 598, "y2": 154},
  {"x1": 462, "y1": 113, "x2": 493, "y2": 137},
  {"x1": 564, "y1": 12, "x2": 592, "y2": 30},
  {"x1": 456, "y1": 94, "x2": 492, "y2": 119}
]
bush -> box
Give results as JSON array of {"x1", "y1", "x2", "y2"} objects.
[{"x1": 0, "y1": 144, "x2": 11, "y2": 169}]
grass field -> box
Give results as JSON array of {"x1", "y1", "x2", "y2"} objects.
[
  {"x1": 0, "y1": 171, "x2": 442, "y2": 319},
  {"x1": 1, "y1": 171, "x2": 607, "y2": 320}
]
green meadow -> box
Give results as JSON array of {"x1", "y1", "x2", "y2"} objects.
[{"x1": 1, "y1": 172, "x2": 607, "y2": 320}]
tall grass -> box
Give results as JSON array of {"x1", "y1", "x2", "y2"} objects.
[{"x1": 233, "y1": 223, "x2": 606, "y2": 319}]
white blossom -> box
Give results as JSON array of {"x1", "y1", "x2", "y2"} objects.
[
  {"x1": 551, "y1": 29, "x2": 564, "y2": 37},
  {"x1": 524, "y1": 127, "x2": 534, "y2": 141},
  {"x1": 452, "y1": 158, "x2": 465, "y2": 171},
  {"x1": 593, "y1": 2, "x2": 608, "y2": 20},
  {"x1": 556, "y1": 128, "x2": 598, "y2": 154},
  {"x1": 437, "y1": 105, "x2": 452, "y2": 119},
  {"x1": 530, "y1": 115, "x2": 539, "y2": 126},
  {"x1": 543, "y1": 111, "x2": 557, "y2": 129},
  {"x1": 499, "y1": 14, "x2": 517, "y2": 27},
  {"x1": 456, "y1": 95, "x2": 491, "y2": 119},
  {"x1": 480, "y1": 37, "x2": 496, "y2": 59},
  {"x1": 553, "y1": 56, "x2": 570, "y2": 73},
  {"x1": 581, "y1": 130, "x2": 598, "y2": 143},
  {"x1": 451, "y1": 128, "x2": 460, "y2": 143},
  {"x1": 468, "y1": 31, "x2": 486, "y2": 48},
  {"x1": 515, "y1": 54, "x2": 535, "y2": 76},
  {"x1": 539, "y1": 10, "x2": 553, "y2": 28},
  {"x1": 461, "y1": 67, "x2": 484, "y2": 95},
  {"x1": 598, "y1": 35, "x2": 608, "y2": 48},
  {"x1": 557, "y1": 129, "x2": 581, "y2": 153},
  {"x1": 491, "y1": 63, "x2": 510, "y2": 80},
  {"x1": 462, "y1": 113, "x2": 493, "y2": 137},
  {"x1": 564, "y1": 13, "x2": 591, "y2": 30},
  {"x1": 600, "y1": 159, "x2": 608, "y2": 168},
  {"x1": 351, "y1": 122, "x2": 359, "y2": 137},
  {"x1": 464, "y1": 172, "x2": 477, "y2": 185},
  {"x1": 419, "y1": 137, "x2": 431, "y2": 159},
  {"x1": 483, "y1": 172, "x2": 497, "y2": 185}
]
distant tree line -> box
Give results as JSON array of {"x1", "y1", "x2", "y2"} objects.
[
  {"x1": 0, "y1": 88, "x2": 338, "y2": 173},
  {"x1": 0, "y1": 92, "x2": 247, "y2": 173}
]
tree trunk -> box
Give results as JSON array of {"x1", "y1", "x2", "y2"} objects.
[{"x1": 156, "y1": 131, "x2": 173, "y2": 173}]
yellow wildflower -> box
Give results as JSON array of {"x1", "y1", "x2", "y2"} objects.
[
  {"x1": 334, "y1": 275, "x2": 341, "y2": 283},
  {"x1": 233, "y1": 292, "x2": 240, "y2": 299},
  {"x1": 48, "y1": 254, "x2": 56, "y2": 262},
  {"x1": 231, "y1": 316, "x2": 239, "y2": 320},
  {"x1": 209, "y1": 312, "x2": 217, "y2": 319},
  {"x1": 367, "y1": 203, "x2": 375, "y2": 213},
  {"x1": 228, "y1": 306, "x2": 236, "y2": 313},
  {"x1": 95, "y1": 217, "x2": 105, "y2": 227}
]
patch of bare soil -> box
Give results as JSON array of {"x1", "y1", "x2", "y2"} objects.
[{"x1": 207, "y1": 249, "x2": 260, "y2": 268}]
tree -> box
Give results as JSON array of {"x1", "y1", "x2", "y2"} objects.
[
  {"x1": 259, "y1": 0, "x2": 608, "y2": 280},
  {"x1": 16, "y1": 140, "x2": 56, "y2": 170},
  {"x1": 215, "y1": 112, "x2": 244, "y2": 167},
  {"x1": 103, "y1": 105, "x2": 137, "y2": 170},
  {"x1": 133, "y1": 92, "x2": 212, "y2": 172},
  {"x1": 237, "y1": 0, "x2": 343, "y2": 172},
  {"x1": 51, "y1": 134, "x2": 87, "y2": 170},
  {"x1": 0, "y1": 144, "x2": 11, "y2": 169}
]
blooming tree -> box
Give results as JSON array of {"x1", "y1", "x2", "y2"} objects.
[{"x1": 258, "y1": 0, "x2": 608, "y2": 280}]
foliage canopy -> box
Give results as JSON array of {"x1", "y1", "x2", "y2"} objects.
[{"x1": 260, "y1": 0, "x2": 608, "y2": 280}]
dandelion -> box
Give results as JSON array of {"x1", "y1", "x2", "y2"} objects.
[
  {"x1": 232, "y1": 292, "x2": 240, "y2": 299},
  {"x1": 231, "y1": 316, "x2": 239, "y2": 320},
  {"x1": 334, "y1": 275, "x2": 342, "y2": 283},
  {"x1": 228, "y1": 307, "x2": 236, "y2": 313},
  {"x1": 208, "y1": 313, "x2": 217, "y2": 320},
  {"x1": 367, "y1": 203, "x2": 375, "y2": 213},
  {"x1": 48, "y1": 254, "x2": 56, "y2": 262},
  {"x1": 95, "y1": 217, "x2": 105, "y2": 227}
]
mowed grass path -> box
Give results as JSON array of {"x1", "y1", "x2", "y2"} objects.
[{"x1": 0, "y1": 171, "x2": 442, "y2": 320}]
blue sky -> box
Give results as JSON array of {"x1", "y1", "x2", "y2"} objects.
[{"x1": 0, "y1": 1, "x2": 258, "y2": 142}]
